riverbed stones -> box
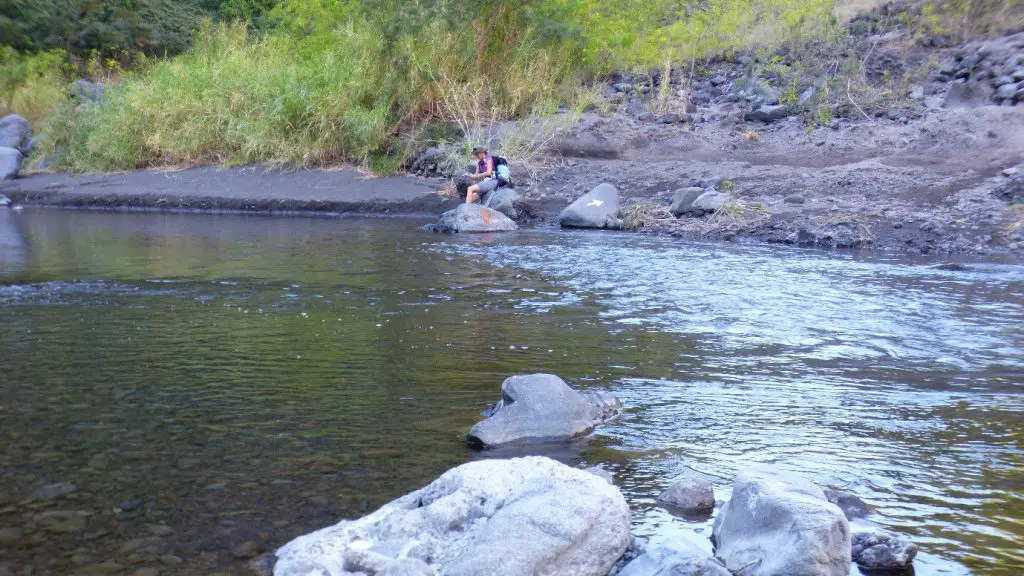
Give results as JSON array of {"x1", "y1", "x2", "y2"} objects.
[
  {"x1": 851, "y1": 531, "x2": 918, "y2": 570},
  {"x1": 432, "y1": 204, "x2": 518, "y2": 234},
  {"x1": 712, "y1": 466, "x2": 850, "y2": 576},
  {"x1": 467, "y1": 373, "x2": 621, "y2": 449},
  {"x1": 559, "y1": 183, "x2": 621, "y2": 229},
  {"x1": 273, "y1": 456, "x2": 631, "y2": 576},
  {"x1": 619, "y1": 543, "x2": 730, "y2": 576},
  {"x1": 671, "y1": 187, "x2": 706, "y2": 216},
  {"x1": 657, "y1": 476, "x2": 715, "y2": 515},
  {"x1": 31, "y1": 481, "x2": 76, "y2": 501},
  {"x1": 481, "y1": 187, "x2": 520, "y2": 220},
  {"x1": 0, "y1": 147, "x2": 22, "y2": 180}
]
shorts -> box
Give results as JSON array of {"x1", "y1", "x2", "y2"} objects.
[{"x1": 475, "y1": 178, "x2": 499, "y2": 195}]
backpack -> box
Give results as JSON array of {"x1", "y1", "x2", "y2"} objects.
[{"x1": 493, "y1": 155, "x2": 513, "y2": 187}]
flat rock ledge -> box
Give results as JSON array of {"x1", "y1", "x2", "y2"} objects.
[
  {"x1": 273, "y1": 456, "x2": 631, "y2": 576},
  {"x1": 467, "y1": 373, "x2": 622, "y2": 449}
]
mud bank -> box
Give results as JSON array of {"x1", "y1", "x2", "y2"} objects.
[{"x1": 1, "y1": 166, "x2": 457, "y2": 216}]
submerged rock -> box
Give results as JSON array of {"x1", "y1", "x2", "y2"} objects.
[
  {"x1": 657, "y1": 476, "x2": 715, "y2": 516},
  {"x1": 467, "y1": 373, "x2": 621, "y2": 449},
  {"x1": 481, "y1": 187, "x2": 520, "y2": 220},
  {"x1": 432, "y1": 204, "x2": 518, "y2": 234},
  {"x1": 559, "y1": 183, "x2": 621, "y2": 229},
  {"x1": 619, "y1": 543, "x2": 730, "y2": 576},
  {"x1": 273, "y1": 456, "x2": 631, "y2": 576},
  {"x1": 852, "y1": 531, "x2": 918, "y2": 570},
  {"x1": 822, "y1": 487, "x2": 871, "y2": 520},
  {"x1": 712, "y1": 466, "x2": 850, "y2": 576}
]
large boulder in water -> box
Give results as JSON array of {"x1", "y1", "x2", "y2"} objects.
[
  {"x1": 0, "y1": 147, "x2": 23, "y2": 180},
  {"x1": 657, "y1": 476, "x2": 715, "y2": 516},
  {"x1": 468, "y1": 374, "x2": 621, "y2": 449},
  {"x1": 433, "y1": 204, "x2": 518, "y2": 234},
  {"x1": 619, "y1": 543, "x2": 730, "y2": 576},
  {"x1": 482, "y1": 187, "x2": 520, "y2": 220},
  {"x1": 0, "y1": 114, "x2": 31, "y2": 153},
  {"x1": 273, "y1": 456, "x2": 632, "y2": 576},
  {"x1": 559, "y1": 183, "x2": 621, "y2": 229},
  {"x1": 712, "y1": 466, "x2": 850, "y2": 576}
]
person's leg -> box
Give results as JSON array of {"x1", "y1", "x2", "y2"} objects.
[{"x1": 466, "y1": 184, "x2": 479, "y2": 204}]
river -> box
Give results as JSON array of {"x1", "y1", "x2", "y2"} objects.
[{"x1": 1, "y1": 208, "x2": 1021, "y2": 575}]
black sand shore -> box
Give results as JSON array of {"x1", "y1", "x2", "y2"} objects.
[{"x1": 1, "y1": 166, "x2": 457, "y2": 216}]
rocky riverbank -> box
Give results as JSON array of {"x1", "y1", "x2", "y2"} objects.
[{"x1": 268, "y1": 374, "x2": 920, "y2": 576}]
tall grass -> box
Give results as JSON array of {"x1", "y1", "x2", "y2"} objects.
[{"x1": 18, "y1": 0, "x2": 897, "y2": 173}]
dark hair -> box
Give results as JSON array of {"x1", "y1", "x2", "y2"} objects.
[{"x1": 471, "y1": 146, "x2": 488, "y2": 155}]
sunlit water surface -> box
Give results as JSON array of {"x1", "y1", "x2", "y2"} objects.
[{"x1": 1, "y1": 209, "x2": 1021, "y2": 575}]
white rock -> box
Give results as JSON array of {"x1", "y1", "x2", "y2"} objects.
[
  {"x1": 712, "y1": 466, "x2": 850, "y2": 576},
  {"x1": 274, "y1": 456, "x2": 631, "y2": 576}
]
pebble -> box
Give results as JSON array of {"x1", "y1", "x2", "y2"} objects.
[
  {"x1": 31, "y1": 482, "x2": 76, "y2": 501},
  {"x1": 147, "y1": 524, "x2": 174, "y2": 537},
  {"x1": 0, "y1": 526, "x2": 23, "y2": 545},
  {"x1": 203, "y1": 483, "x2": 226, "y2": 491},
  {"x1": 120, "y1": 536, "x2": 164, "y2": 554},
  {"x1": 308, "y1": 495, "x2": 329, "y2": 506},
  {"x1": 230, "y1": 540, "x2": 263, "y2": 559},
  {"x1": 132, "y1": 569, "x2": 159, "y2": 576},
  {"x1": 271, "y1": 520, "x2": 290, "y2": 529},
  {"x1": 157, "y1": 555, "x2": 182, "y2": 566},
  {"x1": 71, "y1": 553, "x2": 95, "y2": 566},
  {"x1": 80, "y1": 561, "x2": 123, "y2": 574}
]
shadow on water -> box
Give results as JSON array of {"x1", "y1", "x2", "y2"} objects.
[{"x1": 0, "y1": 208, "x2": 1021, "y2": 575}]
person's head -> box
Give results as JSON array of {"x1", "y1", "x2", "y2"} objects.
[{"x1": 472, "y1": 146, "x2": 488, "y2": 160}]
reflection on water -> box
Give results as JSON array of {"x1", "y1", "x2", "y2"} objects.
[{"x1": 0, "y1": 209, "x2": 1021, "y2": 575}]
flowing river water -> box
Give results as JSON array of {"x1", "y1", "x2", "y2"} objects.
[{"x1": 0, "y1": 209, "x2": 1021, "y2": 575}]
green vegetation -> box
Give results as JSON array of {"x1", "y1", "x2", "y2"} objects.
[{"x1": 9, "y1": 0, "x2": 1010, "y2": 173}]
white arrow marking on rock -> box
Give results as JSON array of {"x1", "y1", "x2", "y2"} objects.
[{"x1": 587, "y1": 199, "x2": 604, "y2": 207}]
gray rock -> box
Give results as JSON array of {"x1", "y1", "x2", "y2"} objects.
[
  {"x1": 784, "y1": 194, "x2": 806, "y2": 205},
  {"x1": 710, "y1": 75, "x2": 727, "y2": 87},
  {"x1": 995, "y1": 82, "x2": 1019, "y2": 100},
  {"x1": 745, "y1": 104, "x2": 791, "y2": 123},
  {"x1": 32, "y1": 481, "x2": 76, "y2": 501},
  {"x1": 380, "y1": 558, "x2": 435, "y2": 575},
  {"x1": 559, "y1": 183, "x2": 620, "y2": 229},
  {"x1": 626, "y1": 98, "x2": 647, "y2": 118},
  {"x1": 799, "y1": 85, "x2": 817, "y2": 106},
  {"x1": 943, "y1": 80, "x2": 995, "y2": 108},
  {"x1": 433, "y1": 204, "x2": 517, "y2": 234},
  {"x1": 0, "y1": 147, "x2": 23, "y2": 180},
  {"x1": 71, "y1": 79, "x2": 105, "y2": 102},
  {"x1": 907, "y1": 85, "x2": 924, "y2": 100},
  {"x1": 822, "y1": 487, "x2": 871, "y2": 520},
  {"x1": 670, "y1": 187, "x2": 706, "y2": 216},
  {"x1": 712, "y1": 466, "x2": 850, "y2": 576},
  {"x1": 481, "y1": 187, "x2": 521, "y2": 220},
  {"x1": 851, "y1": 531, "x2": 918, "y2": 569},
  {"x1": 0, "y1": 194, "x2": 9, "y2": 207},
  {"x1": 691, "y1": 191, "x2": 729, "y2": 213},
  {"x1": 613, "y1": 82, "x2": 633, "y2": 93},
  {"x1": 619, "y1": 543, "x2": 730, "y2": 576},
  {"x1": 274, "y1": 456, "x2": 631, "y2": 576},
  {"x1": 232, "y1": 540, "x2": 263, "y2": 559},
  {"x1": 657, "y1": 113, "x2": 682, "y2": 124},
  {"x1": 657, "y1": 477, "x2": 714, "y2": 515},
  {"x1": 994, "y1": 75, "x2": 1016, "y2": 87},
  {"x1": 924, "y1": 95, "x2": 943, "y2": 109},
  {"x1": 467, "y1": 373, "x2": 621, "y2": 448},
  {"x1": 0, "y1": 115, "x2": 31, "y2": 152},
  {"x1": 698, "y1": 176, "x2": 722, "y2": 190}
]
